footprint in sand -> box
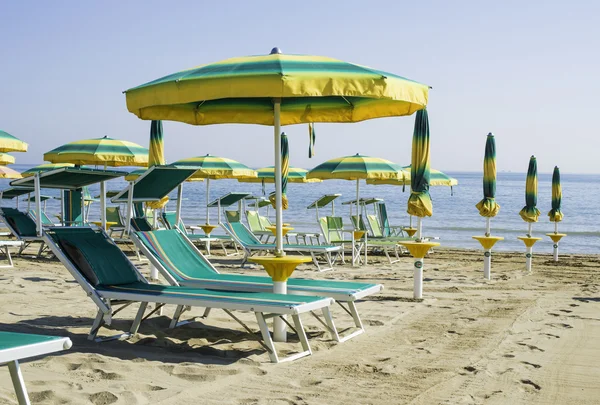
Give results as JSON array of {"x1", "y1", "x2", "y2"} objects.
[
  {"x1": 89, "y1": 391, "x2": 119, "y2": 405},
  {"x1": 521, "y1": 361, "x2": 542, "y2": 369},
  {"x1": 546, "y1": 322, "x2": 573, "y2": 329},
  {"x1": 541, "y1": 332, "x2": 560, "y2": 339},
  {"x1": 520, "y1": 379, "x2": 542, "y2": 390},
  {"x1": 517, "y1": 342, "x2": 545, "y2": 352},
  {"x1": 559, "y1": 309, "x2": 573, "y2": 313}
]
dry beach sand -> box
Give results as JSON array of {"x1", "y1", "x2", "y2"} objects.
[{"x1": 0, "y1": 244, "x2": 599, "y2": 405}]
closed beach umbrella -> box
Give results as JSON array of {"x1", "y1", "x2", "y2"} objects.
[
  {"x1": 0, "y1": 166, "x2": 22, "y2": 179},
  {"x1": 519, "y1": 155, "x2": 541, "y2": 228},
  {"x1": 0, "y1": 130, "x2": 28, "y2": 153},
  {"x1": 22, "y1": 163, "x2": 75, "y2": 177},
  {"x1": 280, "y1": 133, "x2": 289, "y2": 209},
  {"x1": 407, "y1": 109, "x2": 432, "y2": 239},
  {"x1": 548, "y1": 166, "x2": 563, "y2": 224},
  {"x1": 171, "y1": 154, "x2": 256, "y2": 224},
  {"x1": 44, "y1": 136, "x2": 149, "y2": 167},
  {"x1": 148, "y1": 120, "x2": 166, "y2": 166},
  {"x1": 476, "y1": 133, "x2": 500, "y2": 234},
  {"x1": 0, "y1": 154, "x2": 15, "y2": 166}
]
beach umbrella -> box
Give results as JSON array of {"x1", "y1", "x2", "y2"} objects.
[
  {"x1": 519, "y1": 156, "x2": 541, "y2": 229},
  {"x1": 280, "y1": 133, "x2": 289, "y2": 209},
  {"x1": 407, "y1": 109, "x2": 432, "y2": 239},
  {"x1": 547, "y1": 166, "x2": 565, "y2": 262},
  {"x1": 0, "y1": 166, "x2": 22, "y2": 179},
  {"x1": 171, "y1": 154, "x2": 256, "y2": 224},
  {"x1": 21, "y1": 163, "x2": 76, "y2": 177},
  {"x1": 476, "y1": 133, "x2": 500, "y2": 233},
  {"x1": 0, "y1": 130, "x2": 28, "y2": 153},
  {"x1": 44, "y1": 136, "x2": 149, "y2": 167},
  {"x1": 148, "y1": 120, "x2": 166, "y2": 166},
  {"x1": 0, "y1": 154, "x2": 15, "y2": 166},
  {"x1": 239, "y1": 167, "x2": 322, "y2": 184}
]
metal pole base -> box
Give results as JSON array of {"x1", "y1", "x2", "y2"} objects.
[
  {"x1": 526, "y1": 247, "x2": 533, "y2": 272},
  {"x1": 414, "y1": 261, "x2": 423, "y2": 299},
  {"x1": 483, "y1": 250, "x2": 491, "y2": 280},
  {"x1": 273, "y1": 281, "x2": 287, "y2": 342},
  {"x1": 553, "y1": 245, "x2": 559, "y2": 262}
]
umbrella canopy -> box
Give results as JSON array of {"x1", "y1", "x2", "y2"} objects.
[
  {"x1": 307, "y1": 154, "x2": 403, "y2": 181},
  {"x1": 239, "y1": 167, "x2": 321, "y2": 184},
  {"x1": 476, "y1": 133, "x2": 500, "y2": 217},
  {"x1": 366, "y1": 166, "x2": 456, "y2": 186},
  {"x1": 548, "y1": 166, "x2": 563, "y2": 222},
  {"x1": 0, "y1": 153, "x2": 15, "y2": 166},
  {"x1": 125, "y1": 52, "x2": 429, "y2": 125},
  {"x1": 0, "y1": 166, "x2": 22, "y2": 179},
  {"x1": 407, "y1": 109, "x2": 432, "y2": 218},
  {"x1": 171, "y1": 154, "x2": 256, "y2": 179},
  {"x1": 44, "y1": 136, "x2": 149, "y2": 167},
  {"x1": 21, "y1": 163, "x2": 75, "y2": 177},
  {"x1": 519, "y1": 156, "x2": 541, "y2": 223},
  {"x1": 0, "y1": 130, "x2": 28, "y2": 153},
  {"x1": 148, "y1": 120, "x2": 166, "y2": 166}
]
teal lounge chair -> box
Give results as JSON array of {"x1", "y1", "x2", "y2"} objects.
[
  {"x1": 0, "y1": 208, "x2": 49, "y2": 257},
  {"x1": 28, "y1": 209, "x2": 56, "y2": 227},
  {"x1": 44, "y1": 226, "x2": 334, "y2": 363},
  {"x1": 0, "y1": 332, "x2": 72, "y2": 404},
  {"x1": 222, "y1": 220, "x2": 341, "y2": 272},
  {"x1": 132, "y1": 229, "x2": 383, "y2": 342}
]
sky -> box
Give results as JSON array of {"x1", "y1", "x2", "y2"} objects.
[{"x1": 1, "y1": 0, "x2": 599, "y2": 174}]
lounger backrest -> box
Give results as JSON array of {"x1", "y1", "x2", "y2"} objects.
[
  {"x1": 225, "y1": 221, "x2": 261, "y2": 246},
  {"x1": 130, "y1": 217, "x2": 153, "y2": 232},
  {"x1": 323, "y1": 216, "x2": 344, "y2": 243},
  {"x1": 48, "y1": 227, "x2": 142, "y2": 287},
  {"x1": 258, "y1": 215, "x2": 272, "y2": 229},
  {"x1": 225, "y1": 210, "x2": 240, "y2": 223},
  {"x1": 377, "y1": 202, "x2": 392, "y2": 237},
  {"x1": 367, "y1": 215, "x2": 383, "y2": 237},
  {"x1": 245, "y1": 211, "x2": 263, "y2": 232},
  {"x1": 105, "y1": 206, "x2": 125, "y2": 227},
  {"x1": 0, "y1": 208, "x2": 38, "y2": 237},
  {"x1": 29, "y1": 210, "x2": 54, "y2": 226},
  {"x1": 162, "y1": 211, "x2": 187, "y2": 233},
  {"x1": 62, "y1": 190, "x2": 83, "y2": 226},
  {"x1": 135, "y1": 230, "x2": 218, "y2": 281},
  {"x1": 350, "y1": 215, "x2": 367, "y2": 232}
]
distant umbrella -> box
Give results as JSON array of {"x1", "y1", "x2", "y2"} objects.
[
  {"x1": 0, "y1": 130, "x2": 28, "y2": 153},
  {"x1": 407, "y1": 109, "x2": 432, "y2": 239},
  {"x1": 519, "y1": 156, "x2": 541, "y2": 224},
  {"x1": 476, "y1": 133, "x2": 500, "y2": 220},
  {"x1": 0, "y1": 154, "x2": 15, "y2": 166},
  {"x1": 548, "y1": 166, "x2": 563, "y2": 223}
]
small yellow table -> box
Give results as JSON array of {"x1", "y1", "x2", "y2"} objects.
[
  {"x1": 398, "y1": 241, "x2": 440, "y2": 299},
  {"x1": 265, "y1": 225, "x2": 294, "y2": 237},
  {"x1": 90, "y1": 221, "x2": 117, "y2": 231},
  {"x1": 546, "y1": 233, "x2": 566, "y2": 262},
  {"x1": 199, "y1": 224, "x2": 218, "y2": 236},
  {"x1": 249, "y1": 255, "x2": 313, "y2": 342},
  {"x1": 472, "y1": 235, "x2": 504, "y2": 280},
  {"x1": 403, "y1": 227, "x2": 418, "y2": 237},
  {"x1": 517, "y1": 236, "x2": 543, "y2": 272}
]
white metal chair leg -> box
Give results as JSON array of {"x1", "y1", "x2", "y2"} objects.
[
  {"x1": 255, "y1": 312, "x2": 279, "y2": 363},
  {"x1": 130, "y1": 302, "x2": 148, "y2": 334},
  {"x1": 321, "y1": 307, "x2": 340, "y2": 341},
  {"x1": 8, "y1": 360, "x2": 30, "y2": 405},
  {"x1": 88, "y1": 309, "x2": 105, "y2": 341}
]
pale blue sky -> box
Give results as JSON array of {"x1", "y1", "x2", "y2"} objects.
[{"x1": 1, "y1": 1, "x2": 598, "y2": 173}]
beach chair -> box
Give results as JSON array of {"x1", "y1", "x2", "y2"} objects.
[
  {"x1": 377, "y1": 202, "x2": 405, "y2": 237},
  {"x1": 0, "y1": 240, "x2": 24, "y2": 268},
  {"x1": 0, "y1": 208, "x2": 49, "y2": 258},
  {"x1": 105, "y1": 206, "x2": 126, "y2": 238},
  {"x1": 245, "y1": 210, "x2": 273, "y2": 242},
  {"x1": 0, "y1": 331, "x2": 72, "y2": 404},
  {"x1": 44, "y1": 226, "x2": 335, "y2": 363},
  {"x1": 28, "y1": 209, "x2": 56, "y2": 227},
  {"x1": 222, "y1": 218, "x2": 341, "y2": 272},
  {"x1": 256, "y1": 213, "x2": 318, "y2": 245},
  {"x1": 132, "y1": 229, "x2": 383, "y2": 342},
  {"x1": 62, "y1": 189, "x2": 84, "y2": 226}
]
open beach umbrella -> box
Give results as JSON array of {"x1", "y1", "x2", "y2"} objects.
[
  {"x1": 476, "y1": 133, "x2": 500, "y2": 233},
  {"x1": 0, "y1": 166, "x2": 22, "y2": 179},
  {"x1": 407, "y1": 109, "x2": 432, "y2": 239},
  {"x1": 124, "y1": 47, "x2": 429, "y2": 257},
  {"x1": 171, "y1": 154, "x2": 256, "y2": 224},
  {"x1": 21, "y1": 163, "x2": 76, "y2": 177},
  {"x1": 367, "y1": 167, "x2": 456, "y2": 188},
  {"x1": 0, "y1": 154, "x2": 15, "y2": 166},
  {"x1": 239, "y1": 167, "x2": 322, "y2": 184},
  {"x1": 519, "y1": 155, "x2": 541, "y2": 230},
  {"x1": 0, "y1": 130, "x2": 28, "y2": 153},
  {"x1": 44, "y1": 136, "x2": 149, "y2": 167}
]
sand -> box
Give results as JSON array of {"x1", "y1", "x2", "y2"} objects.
[{"x1": 0, "y1": 243, "x2": 599, "y2": 405}]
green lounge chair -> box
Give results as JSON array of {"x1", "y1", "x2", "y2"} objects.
[
  {"x1": 245, "y1": 210, "x2": 273, "y2": 242},
  {"x1": 105, "y1": 206, "x2": 126, "y2": 238},
  {"x1": 222, "y1": 220, "x2": 341, "y2": 272},
  {"x1": 0, "y1": 208, "x2": 49, "y2": 258},
  {"x1": 0, "y1": 331, "x2": 72, "y2": 404},
  {"x1": 44, "y1": 226, "x2": 333, "y2": 363},
  {"x1": 132, "y1": 229, "x2": 383, "y2": 342},
  {"x1": 28, "y1": 209, "x2": 56, "y2": 227}
]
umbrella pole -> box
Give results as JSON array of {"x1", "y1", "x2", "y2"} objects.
[
  {"x1": 34, "y1": 174, "x2": 42, "y2": 237},
  {"x1": 81, "y1": 189, "x2": 85, "y2": 226},
  {"x1": 417, "y1": 217, "x2": 422, "y2": 241},
  {"x1": 273, "y1": 100, "x2": 284, "y2": 257},
  {"x1": 175, "y1": 184, "x2": 183, "y2": 225},
  {"x1": 528, "y1": 222, "x2": 533, "y2": 237},
  {"x1": 206, "y1": 179, "x2": 210, "y2": 224},
  {"x1": 60, "y1": 191, "x2": 64, "y2": 225},
  {"x1": 485, "y1": 217, "x2": 491, "y2": 236},
  {"x1": 100, "y1": 181, "x2": 106, "y2": 230}
]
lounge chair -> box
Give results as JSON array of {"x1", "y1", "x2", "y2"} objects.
[
  {"x1": 132, "y1": 229, "x2": 383, "y2": 342},
  {"x1": 222, "y1": 219, "x2": 341, "y2": 272},
  {"x1": 105, "y1": 206, "x2": 126, "y2": 238},
  {"x1": 0, "y1": 240, "x2": 24, "y2": 268},
  {"x1": 0, "y1": 208, "x2": 49, "y2": 257},
  {"x1": 256, "y1": 213, "x2": 319, "y2": 245},
  {"x1": 28, "y1": 209, "x2": 56, "y2": 227},
  {"x1": 0, "y1": 331, "x2": 72, "y2": 404},
  {"x1": 44, "y1": 226, "x2": 334, "y2": 363},
  {"x1": 376, "y1": 202, "x2": 405, "y2": 237},
  {"x1": 245, "y1": 210, "x2": 273, "y2": 242}
]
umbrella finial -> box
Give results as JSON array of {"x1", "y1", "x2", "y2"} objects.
[
  {"x1": 270, "y1": 47, "x2": 282, "y2": 55},
  {"x1": 487, "y1": 132, "x2": 494, "y2": 136}
]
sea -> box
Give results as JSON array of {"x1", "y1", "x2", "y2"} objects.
[{"x1": 3, "y1": 165, "x2": 599, "y2": 255}]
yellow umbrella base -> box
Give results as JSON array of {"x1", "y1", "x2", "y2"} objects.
[
  {"x1": 472, "y1": 235, "x2": 504, "y2": 250},
  {"x1": 517, "y1": 236, "x2": 543, "y2": 248},
  {"x1": 398, "y1": 241, "x2": 440, "y2": 259},
  {"x1": 546, "y1": 233, "x2": 566, "y2": 243}
]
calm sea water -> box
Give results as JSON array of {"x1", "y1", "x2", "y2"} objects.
[{"x1": 3, "y1": 165, "x2": 599, "y2": 255}]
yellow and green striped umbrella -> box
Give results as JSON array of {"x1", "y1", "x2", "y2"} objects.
[
  {"x1": 367, "y1": 166, "x2": 456, "y2": 187},
  {"x1": 171, "y1": 154, "x2": 256, "y2": 224},
  {"x1": 148, "y1": 120, "x2": 165, "y2": 166},
  {"x1": 519, "y1": 156, "x2": 541, "y2": 223},
  {"x1": 280, "y1": 133, "x2": 289, "y2": 209},
  {"x1": 0, "y1": 153, "x2": 15, "y2": 166},
  {"x1": 407, "y1": 109, "x2": 432, "y2": 219},
  {"x1": 238, "y1": 167, "x2": 322, "y2": 184},
  {"x1": 0, "y1": 130, "x2": 28, "y2": 153},
  {"x1": 44, "y1": 136, "x2": 149, "y2": 167},
  {"x1": 476, "y1": 133, "x2": 500, "y2": 218},
  {"x1": 0, "y1": 166, "x2": 22, "y2": 179},
  {"x1": 548, "y1": 166, "x2": 563, "y2": 222},
  {"x1": 21, "y1": 163, "x2": 76, "y2": 177}
]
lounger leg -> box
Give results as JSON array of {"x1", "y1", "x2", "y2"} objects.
[
  {"x1": 130, "y1": 302, "x2": 148, "y2": 335},
  {"x1": 202, "y1": 308, "x2": 211, "y2": 318},
  {"x1": 292, "y1": 315, "x2": 311, "y2": 355},
  {"x1": 36, "y1": 243, "x2": 45, "y2": 258},
  {"x1": 7, "y1": 247, "x2": 14, "y2": 268},
  {"x1": 255, "y1": 312, "x2": 279, "y2": 363},
  {"x1": 88, "y1": 310, "x2": 105, "y2": 341},
  {"x1": 8, "y1": 360, "x2": 30, "y2": 405},
  {"x1": 170, "y1": 305, "x2": 186, "y2": 329},
  {"x1": 348, "y1": 301, "x2": 364, "y2": 330},
  {"x1": 321, "y1": 307, "x2": 340, "y2": 341}
]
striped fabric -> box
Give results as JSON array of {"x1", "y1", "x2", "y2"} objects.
[
  {"x1": 407, "y1": 110, "x2": 433, "y2": 217},
  {"x1": 308, "y1": 123, "x2": 316, "y2": 158},
  {"x1": 124, "y1": 52, "x2": 429, "y2": 126},
  {"x1": 148, "y1": 120, "x2": 166, "y2": 166},
  {"x1": 366, "y1": 166, "x2": 457, "y2": 186},
  {"x1": 306, "y1": 154, "x2": 403, "y2": 181},
  {"x1": 281, "y1": 133, "x2": 289, "y2": 209},
  {"x1": 171, "y1": 154, "x2": 256, "y2": 180},
  {"x1": 0, "y1": 153, "x2": 15, "y2": 166},
  {"x1": 21, "y1": 163, "x2": 75, "y2": 178},
  {"x1": 0, "y1": 130, "x2": 28, "y2": 153},
  {"x1": 548, "y1": 166, "x2": 563, "y2": 222},
  {"x1": 0, "y1": 166, "x2": 22, "y2": 179},
  {"x1": 519, "y1": 156, "x2": 541, "y2": 223},
  {"x1": 476, "y1": 133, "x2": 500, "y2": 217},
  {"x1": 239, "y1": 166, "x2": 321, "y2": 184},
  {"x1": 44, "y1": 136, "x2": 149, "y2": 167}
]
